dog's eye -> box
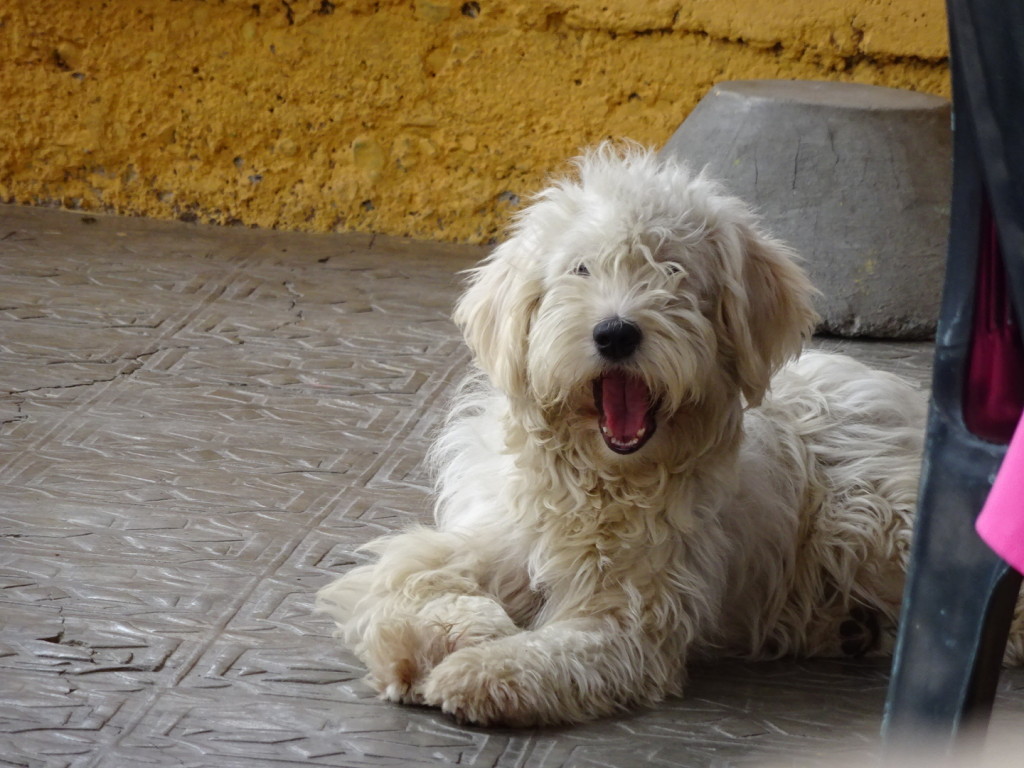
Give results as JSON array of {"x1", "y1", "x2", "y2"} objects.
[
  {"x1": 663, "y1": 262, "x2": 683, "y2": 276},
  {"x1": 571, "y1": 263, "x2": 590, "y2": 277}
]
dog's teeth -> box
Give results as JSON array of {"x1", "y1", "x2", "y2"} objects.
[
  {"x1": 636, "y1": 427, "x2": 645, "y2": 439},
  {"x1": 601, "y1": 425, "x2": 610, "y2": 436}
]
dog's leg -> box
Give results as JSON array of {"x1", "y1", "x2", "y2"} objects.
[
  {"x1": 420, "y1": 614, "x2": 682, "y2": 726},
  {"x1": 316, "y1": 527, "x2": 522, "y2": 703}
]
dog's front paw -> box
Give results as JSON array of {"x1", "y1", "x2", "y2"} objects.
[
  {"x1": 362, "y1": 596, "x2": 519, "y2": 706},
  {"x1": 361, "y1": 616, "x2": 445, "y2": 705},
  {"x1": 421, "y1": 644, "x2": 545, "y2": 727}
]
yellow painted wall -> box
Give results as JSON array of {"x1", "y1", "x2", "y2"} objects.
[{"x1": 0, "y1": 0, "x2": 949, "y2": 243}]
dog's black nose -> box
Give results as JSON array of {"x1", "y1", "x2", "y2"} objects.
[{"x1": 593, "y1": 317, "x2": 643, "y2": 361}]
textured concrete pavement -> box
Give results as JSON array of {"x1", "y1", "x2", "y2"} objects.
[{"x1": 1, "y1": 204, "x2": 1021, "y2": 767}]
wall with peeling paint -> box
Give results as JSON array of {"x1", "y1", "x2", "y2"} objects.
[{"x1": 0, "y1": 0, "x2": 950, "y2": 243}]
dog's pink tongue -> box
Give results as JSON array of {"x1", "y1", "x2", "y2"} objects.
[{"x1": 600, "y1": 372, "x2": 650, "y2": 444}]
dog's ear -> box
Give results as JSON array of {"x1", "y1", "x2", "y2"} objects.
[
  {"x1": 715, "y1": 222, "x2": 819, "y2": 406},
  {"x1": 453, "y1": 237, "x2": 542, "y2": 398}
]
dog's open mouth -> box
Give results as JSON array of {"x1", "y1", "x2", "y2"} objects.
[{"x1": 593, "y1": 371, "x2": 657, "y2": 454}]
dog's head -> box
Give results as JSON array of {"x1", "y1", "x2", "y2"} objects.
[{"x1": 455, "y1": 145, "x2": 817, "y2": 458}]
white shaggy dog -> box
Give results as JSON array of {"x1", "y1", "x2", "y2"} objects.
[{"x1": 317, "y1": 145, "x2": 932, "y2": 726}]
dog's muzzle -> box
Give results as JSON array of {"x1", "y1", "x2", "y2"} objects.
[{"x1": 591, "y1": 317, "x2": 656, "y2": 454}]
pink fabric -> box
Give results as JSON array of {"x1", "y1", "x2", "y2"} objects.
[{"x1": 977, "y1": 415, "x2": 1024, "y2": 574}]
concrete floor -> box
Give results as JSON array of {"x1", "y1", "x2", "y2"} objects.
[{"x1": 1, "y1": 203, "x2": 1022, "y2": 768}]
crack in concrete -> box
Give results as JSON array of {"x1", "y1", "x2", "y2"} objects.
[
  {"x1": 8, "y1": 352, "x2": 156, "y2": 395},
  {"x1": 43, "y1": 350, "x2": 159, "y2": 368},
  {"x1": 541, "y1": 14, "x2": 947, "y2": 69}
]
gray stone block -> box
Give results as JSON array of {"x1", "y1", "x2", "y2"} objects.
[{"x1": 660, "y1": 80, "x2": 952, "y2": 338}]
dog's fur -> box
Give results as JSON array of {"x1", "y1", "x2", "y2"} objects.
[{"x1": 317, "y1": 145, "x2": 1019, "y2": 726}]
